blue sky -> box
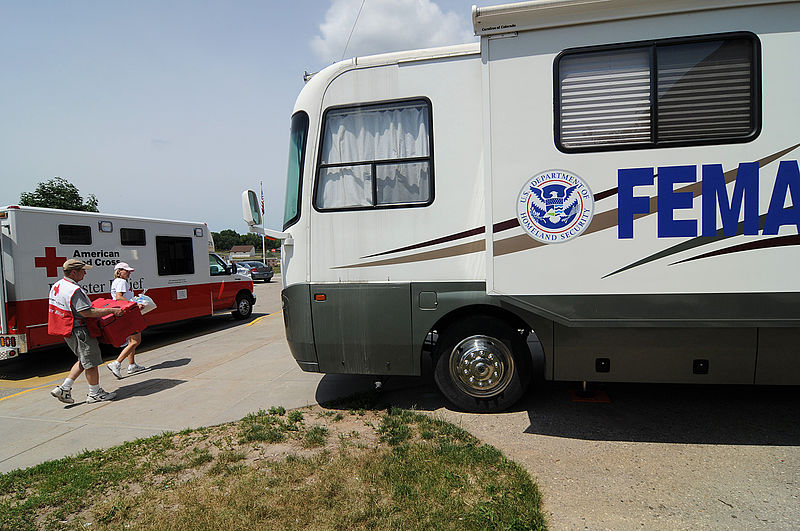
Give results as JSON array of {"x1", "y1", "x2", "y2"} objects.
[{"x1": 0, "y1": 0, "x2": 482, "y2": 233}]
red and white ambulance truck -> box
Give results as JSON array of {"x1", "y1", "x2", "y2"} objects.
[{"x1": 0, "y1": 206, "x2": 256, "y2": 360}]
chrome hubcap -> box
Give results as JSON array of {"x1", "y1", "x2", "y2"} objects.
[{"x1": 449, "y1": 335, "x2": 514, "y2": 398}]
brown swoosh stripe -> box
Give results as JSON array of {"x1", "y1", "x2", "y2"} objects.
[
  {"x1": 333, "y1": 240, "x2": 485, "y2": 269},
  {"x1": 670, "y1": 234, "x2": 800, "y2": 265}
]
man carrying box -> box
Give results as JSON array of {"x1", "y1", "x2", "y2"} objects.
[{"x1": 48, "y1": 259, "x2": 123, "y2": 404}]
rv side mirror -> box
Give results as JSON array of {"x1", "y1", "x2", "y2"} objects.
[{"x1": 242, "y1": 190, "x2": 262, "y2": 227}]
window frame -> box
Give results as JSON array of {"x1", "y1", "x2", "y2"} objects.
[
  {"x1": 58, "y1": 224, "x2": 92, "y2": 245},
  {"x1": 155, "y1": 236, "x2": 195, "y2": 276},
  {"x1": 208, "y1": 253, "x2": 228, "y2": 276},
  {"x1": 553, "y1": 32, "x2": 761, "y2": 153},
  {"x1": 313, "y1": 97, "x2": 435, "y2": 213}
]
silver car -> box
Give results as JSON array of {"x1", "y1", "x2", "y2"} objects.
[{"x1": 236, "y1": 260, "x2": 274, "y2": 282}]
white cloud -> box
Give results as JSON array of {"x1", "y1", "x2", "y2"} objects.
[{"x1": 311, "y1": 0, "x2": 475, "y2": 64}]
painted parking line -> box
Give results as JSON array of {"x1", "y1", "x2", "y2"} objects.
[
  {"x1": 245, "y1": 310, "x2": 283, "y2": 327},
  {"x1": 0, "y1": 384, "x2": 55, "y2": 403}
]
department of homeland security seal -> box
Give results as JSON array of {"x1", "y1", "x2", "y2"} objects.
[{"x1": 517, "y1": 170, "x2": 594, "y2": 243}]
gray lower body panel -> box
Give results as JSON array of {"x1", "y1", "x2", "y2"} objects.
[{"x1": 281, "y1": 282, "x2": 800, "y2": 384}]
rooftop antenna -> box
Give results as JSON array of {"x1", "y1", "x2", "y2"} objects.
[{"x1": 341, "y1": 0, "x2": 367, "y2": 61}]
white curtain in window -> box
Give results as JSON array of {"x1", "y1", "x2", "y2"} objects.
[
  {"x1": 317, "y1": 165, "x2": 373, "y2": 208},
  {"x1": 377, "y1": 162, "x2": 430, "y2": 204},
  {"x1": 317, "y1": 104, "x2": 430, "y2": 208}
]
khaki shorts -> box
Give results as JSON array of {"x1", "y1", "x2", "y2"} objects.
[{"x1": 64, "y1": 327, "x2": 102, "y2": 369}]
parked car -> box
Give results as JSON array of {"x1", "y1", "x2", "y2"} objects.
[
  {"x1": 236, "y1": 260, "x2": 274, "y2": 282},
  {"x1": 234, "y1": 263, "x2": 252, "y2": 278}
]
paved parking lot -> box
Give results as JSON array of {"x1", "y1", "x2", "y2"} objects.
[{"x1": 1, "y1": 279, "x2": 798, "y2": 529}]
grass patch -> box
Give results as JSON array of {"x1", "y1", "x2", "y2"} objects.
[{"x1": 0, "y1": 404, "x2": 546, "y2": 530}]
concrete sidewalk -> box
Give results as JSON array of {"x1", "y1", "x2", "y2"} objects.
[{"x1": 0, "y1": 311, "x2": 328, "y2": 474}]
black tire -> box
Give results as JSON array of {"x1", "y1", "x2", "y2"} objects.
[
  {"x1": 433, "y1": 315, "x2": 531, "y2": 413},
  {"x1": 232, "y1": 293, "x2": 253, "y2": 319}
]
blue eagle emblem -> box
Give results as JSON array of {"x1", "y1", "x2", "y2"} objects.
[{"x1": 527, "y1": 183, "x2": 581, "y2": 230}]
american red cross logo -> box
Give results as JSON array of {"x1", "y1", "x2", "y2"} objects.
[{"x1": 35, "y1": 247, "x2": 67, "y2": 278}]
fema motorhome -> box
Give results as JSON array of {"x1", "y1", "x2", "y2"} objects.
[
  {"x1": 247, "y1": 0, "x2": 800, "y2": 412},
  {"x1": 1, "y1": 206, "x2": 256, "y2": 359}
]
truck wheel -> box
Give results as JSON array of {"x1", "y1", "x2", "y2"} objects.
[
  {"x1": 433, "y1": 315, "x2": 531, "y2": 413},
  {"x1": 232, "y1": 293, "x2": 253, "y2": 319}
]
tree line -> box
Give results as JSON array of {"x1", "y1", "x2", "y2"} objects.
[{"x1": 211, "y1": 229, "x2": 277, "y2": 253}]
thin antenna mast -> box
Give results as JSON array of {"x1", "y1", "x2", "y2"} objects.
[{"x1": 341, "y1": 0, "x2": 367, "y2": 61}]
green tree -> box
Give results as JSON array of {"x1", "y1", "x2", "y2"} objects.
[
  {"x1": 212, "y1": 229, "x2": 240, "y2": 251},
  {"x1": 240, "y1": 232, "x2": 263, "y2": 253},
  {"x1": 19, "y1": 177, "x2": 99, "y2": 212}
]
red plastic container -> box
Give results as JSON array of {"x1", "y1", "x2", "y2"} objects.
[{"x1": 89, "y1": 299, "x2": 147, "y2": 347}]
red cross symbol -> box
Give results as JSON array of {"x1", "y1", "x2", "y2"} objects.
[{"x1": 35, "y1": 247, "x2": 67, "y2": 277}]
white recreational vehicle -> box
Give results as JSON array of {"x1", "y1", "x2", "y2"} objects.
[
  {"x1": 0, "y1": 206, "x2": 256, "y2": 359},
  {"x1": 247, "y1": 0, "x2": 800, "y2": 412}
]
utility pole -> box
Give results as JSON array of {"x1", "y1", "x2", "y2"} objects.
[{"x1": 260, "y1": 181, "x2": 266, "y2": 262}]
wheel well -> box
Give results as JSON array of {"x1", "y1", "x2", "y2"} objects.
[
  {"x1": 236, "y1": 289, "x2": 254, "y2": 302},
  {"x1": 430, "y1": 305, "x2": 530, "y2": 341},
  {"x1": 421, "y1": 304, "x2": 548, "y2": 379}
]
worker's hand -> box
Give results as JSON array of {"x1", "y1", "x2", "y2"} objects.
[{"x1": 110, "y1": 307, "x2": 123, "y2": 316}]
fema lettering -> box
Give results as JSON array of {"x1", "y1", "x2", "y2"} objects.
[
  {"x1": 72, "y1": 249, "x2": 121, "y2": 267},
  {"x1": 618, "y1": 160, "x2": 800, "y2": 239}
]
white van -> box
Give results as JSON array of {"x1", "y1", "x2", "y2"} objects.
[
  {"x1": 248, "y1": 0, "x2": 800, "y2": 412},
  {"x1": 1, "y1": 206, "x2": 256, "y2": 359}
]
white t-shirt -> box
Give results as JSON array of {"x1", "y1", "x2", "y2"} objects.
[{"x1": 110, "y1": 278, "x2": 134, "y2": 301}]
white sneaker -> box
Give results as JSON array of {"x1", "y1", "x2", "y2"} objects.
[
  {"x1": 107, "y1": 361, "x2": 122, "y2": 379},
  {"x1": 127, "y1": 363, "x2": 147, "y2": 374},
  {"x1": 51, "y1": 386, "x2": 74, "y2": 404},
  {"x1": 87, "y1": 388, "x2": 116, "y2": 403}
]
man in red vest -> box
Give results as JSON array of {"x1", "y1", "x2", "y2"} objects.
[{"x1": 49, "y1": 259, "x2": 123, "y2": 404}]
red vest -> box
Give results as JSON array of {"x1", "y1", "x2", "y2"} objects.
[{"x1": 47, "y1": 278, "x2": 82, "y2": 338}]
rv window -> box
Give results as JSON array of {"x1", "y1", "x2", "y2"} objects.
[
  {"x1": 315, "y1": 99, "x2": 433, "y2": 211},
  {"x1": 556, "y1": 33, "x2": 758, "y2": 151},
  {"x1": 284, "y1": 111, "x2": 309, "y2": 230},
  {"x1": 156, "y1": 236, "x2": 195, "y2": 276},
  {"x1": 121, "y1": 228, "x2": 146, "y2": 246},
  {"x1": 58, "y1": 224, "x2": 92, "y2": 245}
]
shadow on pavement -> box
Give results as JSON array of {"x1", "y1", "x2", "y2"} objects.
[
  {"x1": 114, "y1": 378, "x2": 187, "y2": 400},
  {"x1": 314, "y1": 368, "x2": 800, "y2": 447},
  {"x1": 146, "y1": 358, "x2": 191, "y2": 370},
  {"x1": 521, "y1": 381, "x2": 800, "y2": 446}
]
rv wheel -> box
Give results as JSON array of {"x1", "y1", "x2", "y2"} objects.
[
  {"x1": 232, "y1": 293, "x2": 253, "y2": 319},
  {"x1": 433, "y1": 316, "x2": 531, "y2": 413}
]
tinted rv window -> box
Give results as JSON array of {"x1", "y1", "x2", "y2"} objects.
[
  {"x1": 58, "y1": 224, "x2": 92, "y2": 245},
  {"x1": 156, "y1": 236, "x2": 195, "y2": 276},
  {"x1": 315, "y1": 99, "x2": 434, "y2": 211},
  {"x1": 556, "y1": 33, "x2": 759, "y2": 152},
  {"x1": 284, "y1": 111, "x2": 309, "y2": 230},
  {"x1": 120, "y1": 228, "x2": 146, "y2": 246}
]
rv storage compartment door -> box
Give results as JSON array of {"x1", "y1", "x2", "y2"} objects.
[{"x1": 310, "y1": 283, "x2": 413, "y2": 375}]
